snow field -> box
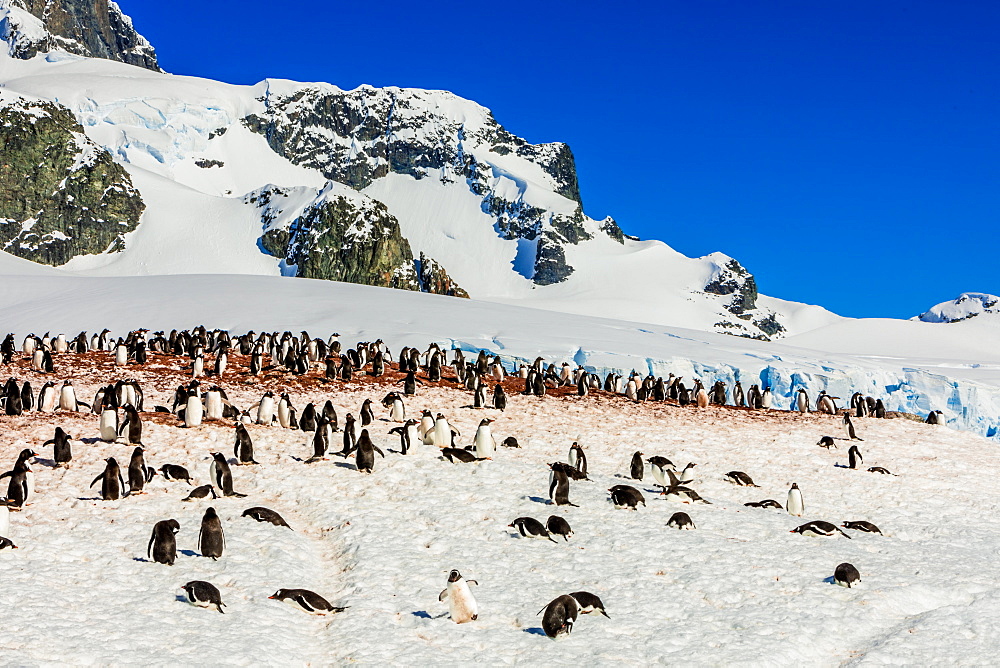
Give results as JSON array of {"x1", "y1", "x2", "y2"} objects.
[{"x1": 2, "y1": 350, "x2": 1000, "y2": 664}]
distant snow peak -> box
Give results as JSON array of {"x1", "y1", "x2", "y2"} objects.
[
  {"x1": 0, "y1": 0, "x2": 158, "y2": 70},
  {"x1": 916, "y1": 293, "x2": 1000, "y2": 324},
  {"x1": 702, "y1": 253, "x2": 785, "y2": 339}
]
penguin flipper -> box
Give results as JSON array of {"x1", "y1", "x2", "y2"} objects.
[
  {"x1": 373, "y1": 446, "x2": 385, "y2": 458},
  {"x1": 294, "y1": 595, "x2": 316, "y2": 612},
  {"x1": 90, "y1": 473, "x2": 103, "y2": 488},
  {"x1": 439, "y1": 589, "x2": 449, "y2": 602}
]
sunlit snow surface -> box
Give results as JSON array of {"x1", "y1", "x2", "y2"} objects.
[{"x1": 2, "y1": 351, "x2": 1000, "y2": 664}]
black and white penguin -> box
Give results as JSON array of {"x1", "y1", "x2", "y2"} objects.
[
  {"x1": 817, "y1": 436, "x2": 836, "y2": 449},
  {"x1": 182, "y1": 581, "x2": 225, "y2": 613},
  {"x1": 786, "y1": 483, "x2": 804, "y2": 517},
  {"x1": 182, "y1": 485, "x2": 218, "y2": 501},
  {"x1": 569, "y1": 591, "x2": 610, "y2": 618},
  {"x1": 629, "y1": 451, "x2": 644, "y2": 480},
  {"x1": 148, "y1": 519, "x2": 180, "y2": 565},
  {"x1": 269, "y1": 589, "x2": 347, "y2": 615},
  {"x1": 43, "y1": 427, "x2": 74, "y2": 467},
  {"x1": 609, "y1": 484, "x2": 645, "y2": 510},
  {"x1": 439, "y1": 570, "x2": 478, "y2": 624},
  {"x1": 501, "y1": 436, "x2": 521, "y2": 448},
  {"x1": 90, "y1": 457, "x2": 126, "y2": 500},
  {"x1": 925, "y1": 410, "x2": 945, "y2": 425},
  {"x1": 834, "y1": 562, "x2": 861, "y2": 588},
  {"x1": 198, "y1": 507, "x2": 225, "y2": 559},
  {"x1": 360, "y1": 398, "x2": 374, "y2": 426},
  {"x1": 233, "y1": 423, "x2": 257, "y2": 465},
  {"x1": 58, "y1": 381, "x2": 88, "y2": 412},
  {"x1": 568, "y1": 442, "x2": 587, "y2": 476},
  {"x1": 842, "y1": 520, "x2": 882, "y2": 534},
  {"x1": 0, "y1": 536, "x2": 16, "y2": 550},
  {"x1": 724, "y1": 471, "x2": 758, "y2": 487},
  {"x1": 210, "y1": 453, "x2": 245, "y2": 497},
  {"x1": 100, "y1": 407, "x2": 119, "y2": 442},
  {"x1": 493, "y1": 384, "x2": 507, "y2": 411},
  {"x1": 549, "y1": 464, "x2": 578, "y2": 507},
  {"x1": 874, "y1": 399, "x2": 887, "y2": 418},
  {"x1": 37, "y1": 381, "x2": 58, "y2": 412},
  {"x1": 441, "y1": 448, "x2": 482, "y2": 463},
  {"x1": 790, "y1": 521, "x2": 851, "y2": 538},
  {"x1": 382, "y1": 392, "x2": 406, "y2": 422},
  {"x1": 473, "y1": 418, "x2": 496, "y2": 460},
  {"x1": 667, "y1": 511, "x2": 696, "y2": 529},
  {"x1": 509, "y1": 517, "x2": 555, "y2": 542},
  {"x1": 353, "y1": 430, "x2": 385, "y2": 474},
  {"x1": 119, "y1": 404, "x2": 143, "y2": 445},
  {"x1": 546, "y1": 515, "x2": 573, "y2": 541},
  {"x1": 389, "y1": 419, "x2": 419, "y2": 455},
  {"x1": 868, "y1": 466, "x2": 895, "y2": 475},
  {"x1": 241, "y1": 507, "x2": 292, "y2": 529},
  {"x1": 744, "y1": 499, "x2": 784, "y2": 509},
  {"x1": 848, "y1": 445, "x2": 863, "y2": 470},
  {"x1": 796, "y1": 388, "x2": 810, "y2": 413},
  {"x1": 540, "y1": 594, "x2": 579, "y2": 638},
  {"x1": 127, "y1": 447, "x2": 154, "y2": 494},
  {"x1": 159, "y1": 464, "x2": 193, "y2": 485},
  {"x1": 843, "y1": 413, "x2": 863, "y2": 441}
]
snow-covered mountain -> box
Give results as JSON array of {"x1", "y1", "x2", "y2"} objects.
[
  {"x1": 915, "y1": 293, "x2": 1000, "y2": 324},
  {"x1": 0, "y1": 1, "x2": 842, "y2": 340}
]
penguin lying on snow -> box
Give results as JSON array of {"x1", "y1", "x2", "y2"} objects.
[
  {"x1": 817, "y1": 436, "x2": 836, "y2": 449},
  {"x1": 744, "y1": 500, "x2": 783, "y2": 509},
  {"x1": 182, "y1": 581, "x2": 225, "y2": 613},
  {"x1": 724, "y1": 471, "x2": 758, "y2": 487},
  {"x1": 159, "y1": 464, "x2": 193, "y2": 485},
  {"x1": 790, "y1": 521, "x2": 851, "y2": 538},
  {"x1": 667, "y1": 511, "x2": 695, "y2": 530},
  {"x1": 242, "y1": 507, "x2": 292, "y2": 529},
  {"x1": 842, "y1": 520, "x2": 882, "y2": 534},
  {"x1": 569, "y1": 591, "x2": 609, "y2": 618},
  {"x1": 539, "y1": 594, "x2": 578, "y2": 638},
  {"x1": 609, "y1": 484, "x2": 645, "y2": 510},
  {"x1": 0, "y1": 536, "x2": 17, "y2": 549},
  {"x1": 834, "y1": 562, "x2": 861, "y2": 588},
  {"x1": 546, "y1": 516, "x2": 573, "y2": 541},
  {"x1": 509, "y1": 517, "x2": 556, "y2": 542},
  {"x1": 269, "y1": 589, "x2": 348, "y2": 615},
  {"x1": 182, "y1": 485, "x2": 218, "y2": 501}
]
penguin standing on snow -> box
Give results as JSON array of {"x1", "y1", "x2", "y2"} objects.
[
  {"x1": 439, "y1": 570, "x2": 478, "y2": 624},
  {"x1": 198, "y1": 507, "x2": 225, "y2": 560},
  {"x1": 549, "y1": 464, "x2": 578, "y2": 507},
  {"x1": 148, "y1": 519, "x2": 180, "y2": 565},
  {"x1": 90, "y1": 457, "x2": 126, "y2": 500},
  {"x1": 210, "y1": 453, "x2": 246, "y2": 497},
  {"x1": 119, "y1": 405, "x2": 143, "y2": 445},
  {"x1": 843, "y1": 413, "x2": 863, "y2": 441},
  {"x1": 796, "y1": 388, "x2": 810, "y2": 413},
  {"x1": 630, "y1": 451, "x2": 644, "y2": 480},
  {"x1": 43, "y1": 427, "x2": 73, "y2": 467},
  {"x1": 568, "y1": 442, "x2": 587, "y2": 476},
  {"x1": 786, "y1": 483, "x2": 804, "y2": 517},
  {"x1": 848, "y1": 444, "x2": 863, "y2": 470},
  {"x1": 473, "y1": 418, "x2": 496, "y2": 459},
  {"x1": 539, "y1": 594, "x2": 579, "y2": 638},
  {"x1": 128, "y1": 447, "x2": 154, "y2": 494},
  {"x1": 389, "y1": 419, "x2": 419, "y2": 455},
  {"x1": 353, "y1": 430, "x2": 385, "y2": 474},
  {"x1": 493, "y1": 384, "x2": 507, "y2": 411},
  {"x1": 233, "y1": 423, "x2": 257, "y2": 465}
]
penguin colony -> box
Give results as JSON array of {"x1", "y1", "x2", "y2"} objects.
[{"x1": 0, "y1": 327, "x2": 946, "y2": 647}]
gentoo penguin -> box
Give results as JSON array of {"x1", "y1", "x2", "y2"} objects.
[
  {"x1": 2, "y1": 467, "x2": 28, "y2": 510},
  {"x1": 442, "y1": 448, "x2": 482, "y2": 463},
  {"x1": 550, "y1": 461, "x2": 588, "y2": 481},
  {"x1": 432, "y1": 413, "x2": 458, "y2": 449},
  {"x1": 790, "y1": 521, "x2": 851, "y2": 538},
  {"x1": 439, "y1": 570, "x2": 478, "y2": 624},
  {"x1": 298, "y1": 403, "x2": 317, "y2": 432},
  {"x1": 502, "y1": 436, "x2": 521, "y2": 448},
  {"x1": 609, "y1": 484, "x2": 645, "y2": 510},
  {"x1": 389, "y1": 419, "x2": 419, "y2": 455},
  {"x1": 546, "y1": 515, "x2": 573, "y2": 541},
  {"x1": 843, "y1": 414, "x2": 863, "y2": 441},
  {"x1": 255, "y1": 391, "x2": 276, "y2": 425},
  {"x1": 848, "y1": 445, "x2": 863, "y2": 470},
  {"x1": 359, "y1": 398, "x2": 374, "y2": 426},
  {"x1": 341, "y1": 414, "x2": 357, "y2": 454},
  {"x1": 382, "y1": 392, "x2": 406, "y2": 422},
  {"x1": 724, "y1": 471, "x2": 758, "y2": 487},
  {"x1": 549, "y1": 464, "x2": 578, "y2": 507},
  {"x1": 58, "y1": 381, "x2": 88, "y2": 412},
  {"x1": 127, "y1": 447, "x2": 154, "y2": 494},
  {"x1": 761, "y1": 387, "x2": 773, "y2": 409},
  {"x1": 493, "y1": 384, "x2": 507, "y2": 411},
  {"x1": 44, "y1": 427, "x2": 73, "y2": 467},
  {"x1": 786, "y1": 483, "x2": 804, "y2": 517},
  {"x1": 817, "y1": 436, "x2": 836, "y2": 449},
  {"x1": 539, "y1": 594, "x2": 579, "y2": 638},
  {"x1": 696, "y1": 384, "x2": 709, "y2": 408},
  {"x1": 119, "y1": 405, "x2": 143, "y2": 445},
  {"x1": 925, "y1": 410, "x2": 944, "y2": 425},
  {"x1": 569, "y1": 591, "x2": 610, "y2": 618},
  {"x1": 834, "y1": 562, "x2": 861, "y2": 588},
  {"x1": 353, "y1": 430, "x2": 385, "y2": 474},
  {"x1": 204, "y1": 387, "x2": 224, "y2": 420},
  {"x1": 0, "y1": 537, "x2": 17, "y2": 550},
  {"x1": 868, "y1": 466, "x2": 894, "y2": 475},
  {"x1": 182, "y1": 485, "x2": 218, "y2": 502},
  {"x1": 100, "y1": 407, "x2": 119, "y2": 442},
  {"x1": 629, "y1": 451, "x2": 644, "y2": 480},
  {"x1": 210, "y1": 453, "x2": 245, "y2": 497},
  {"x1": 667, "y1": 511, "x2": 696, "y2": 530},
  {"x1": 817, "y1": 392, "x2": 837, "y2": 415},
  {"x1": 37, "y1": 381, "x2": 58, "y2": 412},
  {"x1": 509, "y1": 517, "x2": 555, "y2": 542},
  {"x1": 796, "y1": 388, "x2": 809, "y2": 413},
  {"x1": 159, "y1": 464, "x2": 193, "y2": 485},
  {"x1": 241, "y1": 507, "x2": 291, "y2": 529},
  {"x1": 0, "y1": 499, "x2": 8, "y2": 536},
  {"x1": 5, "y1": 449, "x2": 36, "y2": 504},
  {"x1": 664, "y1": 470, "x2": 710, "y2": 504},
  {"x1": 90, "y1": 457, "x2": 126, "y2": 500},
  {"x1": 148, "y1": 519, "x2": 180, "y2": 565},
  {"x1": 744, "y1": 500, "x2": 784, "y2": 509},
  {"x1": 183, "y1": 390, "x2": 203, "y2": 428},
  {"x1": 473, "y1": 419, "x2": 496, "y2": 459},
  {"x1": 233, "y1": 423, "x2": 257, "y2": 465},
  {"x1": 269, "y1": 589, "x2": 347, "y2": 615},
  {"x1": 647, "y1": 457, "x2": 676, "y2": 494},
  {"x1": 874, "y1": 399, "x2": 887, "y2": 419},
  {"x1": 568, "y1": 442, "x2": 587, "y2": 476},
  {"x1": 842, "y1": 520, "x2": 882, "y2": 534},
  {"x1": 182, "y1": 581, "x2": 225, "y2": 613},
  {"x1": 198, "y1": 507, "x2": 225, "y2": 559}
]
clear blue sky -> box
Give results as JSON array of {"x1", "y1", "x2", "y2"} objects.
[{"x1": 125, "y1": 0, "x2": 999, "y2": 319}]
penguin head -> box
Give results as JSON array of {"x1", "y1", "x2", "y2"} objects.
[
  {"x1": 166, "y1": 519, "x2": 180, "y2": 533},
  {"x1": 268, "y1": 589, "x2": 289, "y2": 600},
  {"x1": 447, "y1": 570, "x2": 462, "y2": 583}
]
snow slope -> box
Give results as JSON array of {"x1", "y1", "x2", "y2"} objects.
[
  {"x1": 2, "y1": 352, "x2": 1000, "y2": 664},
  {"x1": 0, "y1": 50, "x2": 841, "y2": 338}
]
